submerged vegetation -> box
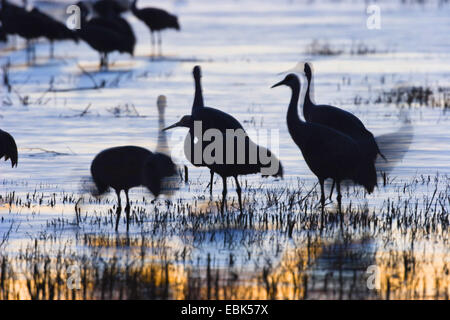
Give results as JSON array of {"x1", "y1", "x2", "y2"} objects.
[
  {"x1": 0, "y1": 174, "x2": 448, "y2": 300},
  {"x1": 375, "y1": 86, "x2": 450, "y2": 109}
]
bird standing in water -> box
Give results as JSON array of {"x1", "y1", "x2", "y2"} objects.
[
  {"x1": 131, "y1": 0, "x2": 180, "y2": 57},
  {"x1": 164, "y1": 67, "x2": 283, "y2": 215},
  {"x1": 76, "y1": 1, "x2": 133, "y2": 70},
  {"x1": 272, "y1": 74, "x2": 376, "y2": 215},
  {"x1": 90, "y1": 146, "x2": 177, "y2": 231},
  {"x1": 302, "y1": 62, "x2": 384, "y2": 197}
]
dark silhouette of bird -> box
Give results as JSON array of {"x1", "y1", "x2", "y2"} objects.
[
  {"x1": 29, "y1": 8, "x2": 79, "y2": 59},
  {"x1": 0, "y1": 129, "x2": 18, "y2": 168},
  {"x1": 131, "y1": 0, "x2": 180, "y2": 57},
  {"x1": 272, "y1": 74, "x2": 376, "y2": 214},
  {"x1": 164, "y1": 68, "x2": 283, "y2": 215},
  {"x1": 0, "y1": 0, "x2": 44, "y2": 65},
  {"x1": 93, "y1": 0, "x2": 136, "y2": 56},
  {"x1": 76, "y1": 1, "x2": 133, "y2": 70},
  {"x1": 0, "y1": 0, "x2": 26, "y2": 37},
  {"x1": 0, "y1": 0, "x2": 26, "y2": 51},
  {"x1": 303, "y1": 62, "x2": 385, "y2": 198},
  {"x1": 90, "y1": 146, "x2": 177, "y2": 231}
]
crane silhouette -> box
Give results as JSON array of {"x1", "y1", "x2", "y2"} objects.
[
  {"x1": 76, "y1": 1, "x2": 133, "y2": 70},
  {"x1": 131, "y1": 0, "x2": 180, "y2": 57},
  {"x1": 30, "y1": 8, "x2": 79, "y2": 59},
  {"x1": 0, "y1": 1, "x2": 27, "y2": 41},
  {"x1": 0, "y1": 129, "x2": 18, "y2": 168},
  {"x1": 90, "y1": 146, "x2": 177, "y2": 231},
  {"x1": 93, "y1": 0, "x2": 136, "y2": 56},
  {"x1": 0, "y1": 0, "x2": 43, "y2": 65},
  {"x1": 164, "y1": 68, "x2": 283, "y2": 215},
  {"x1": 303, "y1": 62, "x2": 385, "y2": 197},
  {"x1": 272, "y1": 74, "x2": 376, "y2": 215}
]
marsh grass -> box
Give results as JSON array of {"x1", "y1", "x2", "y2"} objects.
[
  {"x1": 375, "y1": 85, "x2": 450, "y2": 109},
  {"x1": 0, "y1": 175, "x2": 448, "y2": 300}
]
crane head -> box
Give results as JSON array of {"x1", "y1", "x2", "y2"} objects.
[
  {"x1": 271, "y1": 74, "x2": 300, "y2": 89},
  {"x1": 193, "y1": 65, "x2": 202, "y2": 79},
  {"x1": 163, "y1": 115, "x2": 192, "y2": 131},
  {"x1": 304, "y1": 62, "x2": 312, "y2": 79},
  {"x1": 157, "y1": 95, "x2": 167, "y2": 115}
]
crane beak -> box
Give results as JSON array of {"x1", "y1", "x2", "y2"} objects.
[
  {"x1": 162, "y1": 122, "x2": 181, "y2": 131},
  {"x1": 271, "y1": 80, "x2": 285, "y2": 88}
]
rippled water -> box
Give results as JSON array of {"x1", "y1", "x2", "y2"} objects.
[{"x1": 0, "y1": 0, "x2": 449, "y2": 299}]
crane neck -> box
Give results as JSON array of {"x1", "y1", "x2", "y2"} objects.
[
  {"x1": 286, "y1": 80, "x2": 304, "y2": 130},
  {"x1": 192, "y1": 76, "x2": 204, "y2": 113},
  {"x1": 303, "y1": 70, "x2": 315, "y2": 121}
]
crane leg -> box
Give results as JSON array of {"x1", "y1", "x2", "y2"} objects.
[
  {"x1": 319, "y1": 178, "x2": 326, "y2": 229},
  {"x1": 221, "y1": 176, "x2": 227, "y2": 214},
  {"x1": 32, "y1": 41, "x2": 36, "y2": 64},
  {"x1": 336, "y1": 181, "x2": 342, "y2": 215},
  {"x1": 104, "y1": 53, "x2": 109, "y2": 71},
  {"x1": 125, "y1": 189, "x2": 130, "y2": 232},
  {"x1": 115, "y1": 189, "x2": 122, "y2": 231},
  {"x1": 319, "y1": 178, "x2": 325, "y2": 214},
  {"x1": 50, "y1": 41, "x2": 54, "y2": 59},
  {"x1": 158, "y1": 32, "x2": 162, "y2": 56},
  {"x1": 234, "y1": 176, "x2": 243, "y2": 215},
  {"x1": 150, "y1": 31, "x2": 155, "y2": 58},
  {"x1": 329, "y1": 180, "x2": 335, "y2": 200},
  {"x1": 26, "y1": 40, "x2": 31, "y2": 66},
  {"x1": 209, "y1": 170, "x2": 214, "y2": 195}
]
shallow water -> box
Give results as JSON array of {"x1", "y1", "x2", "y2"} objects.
[{"x1": 0, "y1": 0, "x2": 449, "y2": 299}]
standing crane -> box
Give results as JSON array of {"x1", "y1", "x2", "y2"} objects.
[
  {"x1": 164, "y1": 68, "x2": 283, "y2": 215},
  {"x1": 90, "y1": 146, "x2": 177, "y2": 231},
  {"x1": 272, "y1": 74, "x2": 376, "y2": 214},
  {"x1": 131, "y1": 0, "x2": 180, "y2": 57}
]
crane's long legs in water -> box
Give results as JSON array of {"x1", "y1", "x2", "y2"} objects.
[
  {"x1": 158, "y1": 32, "x2": 162, "y2": 56},
  {"x1": 221, "y1": 177, "x2": 227, "y2": 214},
  {"x1": 115, "y1": 189, "x2": 122, "y2": 231},
  {"x1": 319, "y1": 178, "x2": 325, "y2": 227},
  {"x1": 336, "y1": 180, "x2": 342, "y2": 216},
  {"x1": 234, "y1": 176, "x2": 243, "y2": 215},
  {"x1": 209, "y1": 170, "x2": 214, "y2": 195},
  {"x1": 26, "y1": 40, "x2": 32, "y2": 66},
  {"x1": 50, "y1": 40, "x2": 54, "y2": 59},
  {"x1": 319, "y1": 178, "x2": 325, "y2": 213},
  {"x1": 99, "y1": 53, "x2": 104, "y2": 70},
  {"x1": 150, "y1": 31, "x2": 155, "y2": 58},
  {"x1": 125, "y1": 189, "x2": 130, "y2": 232},
  {"x1": 104, "y1": 53, "x2": 109, "y2": 71},
  {"x1": 329, "y1": 180, "x2": 335, "y2": 200},
  {"x1": 32, "y1": 41, "x2": 36, "y2": 64}
]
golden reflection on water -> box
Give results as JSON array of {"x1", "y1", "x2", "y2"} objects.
[
  {"x1": 375, "y1": 247, "x2": 450, "y2": 299},
  {"x1": 1, "y1": 234, "x2": 449, "y2": 299}
]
